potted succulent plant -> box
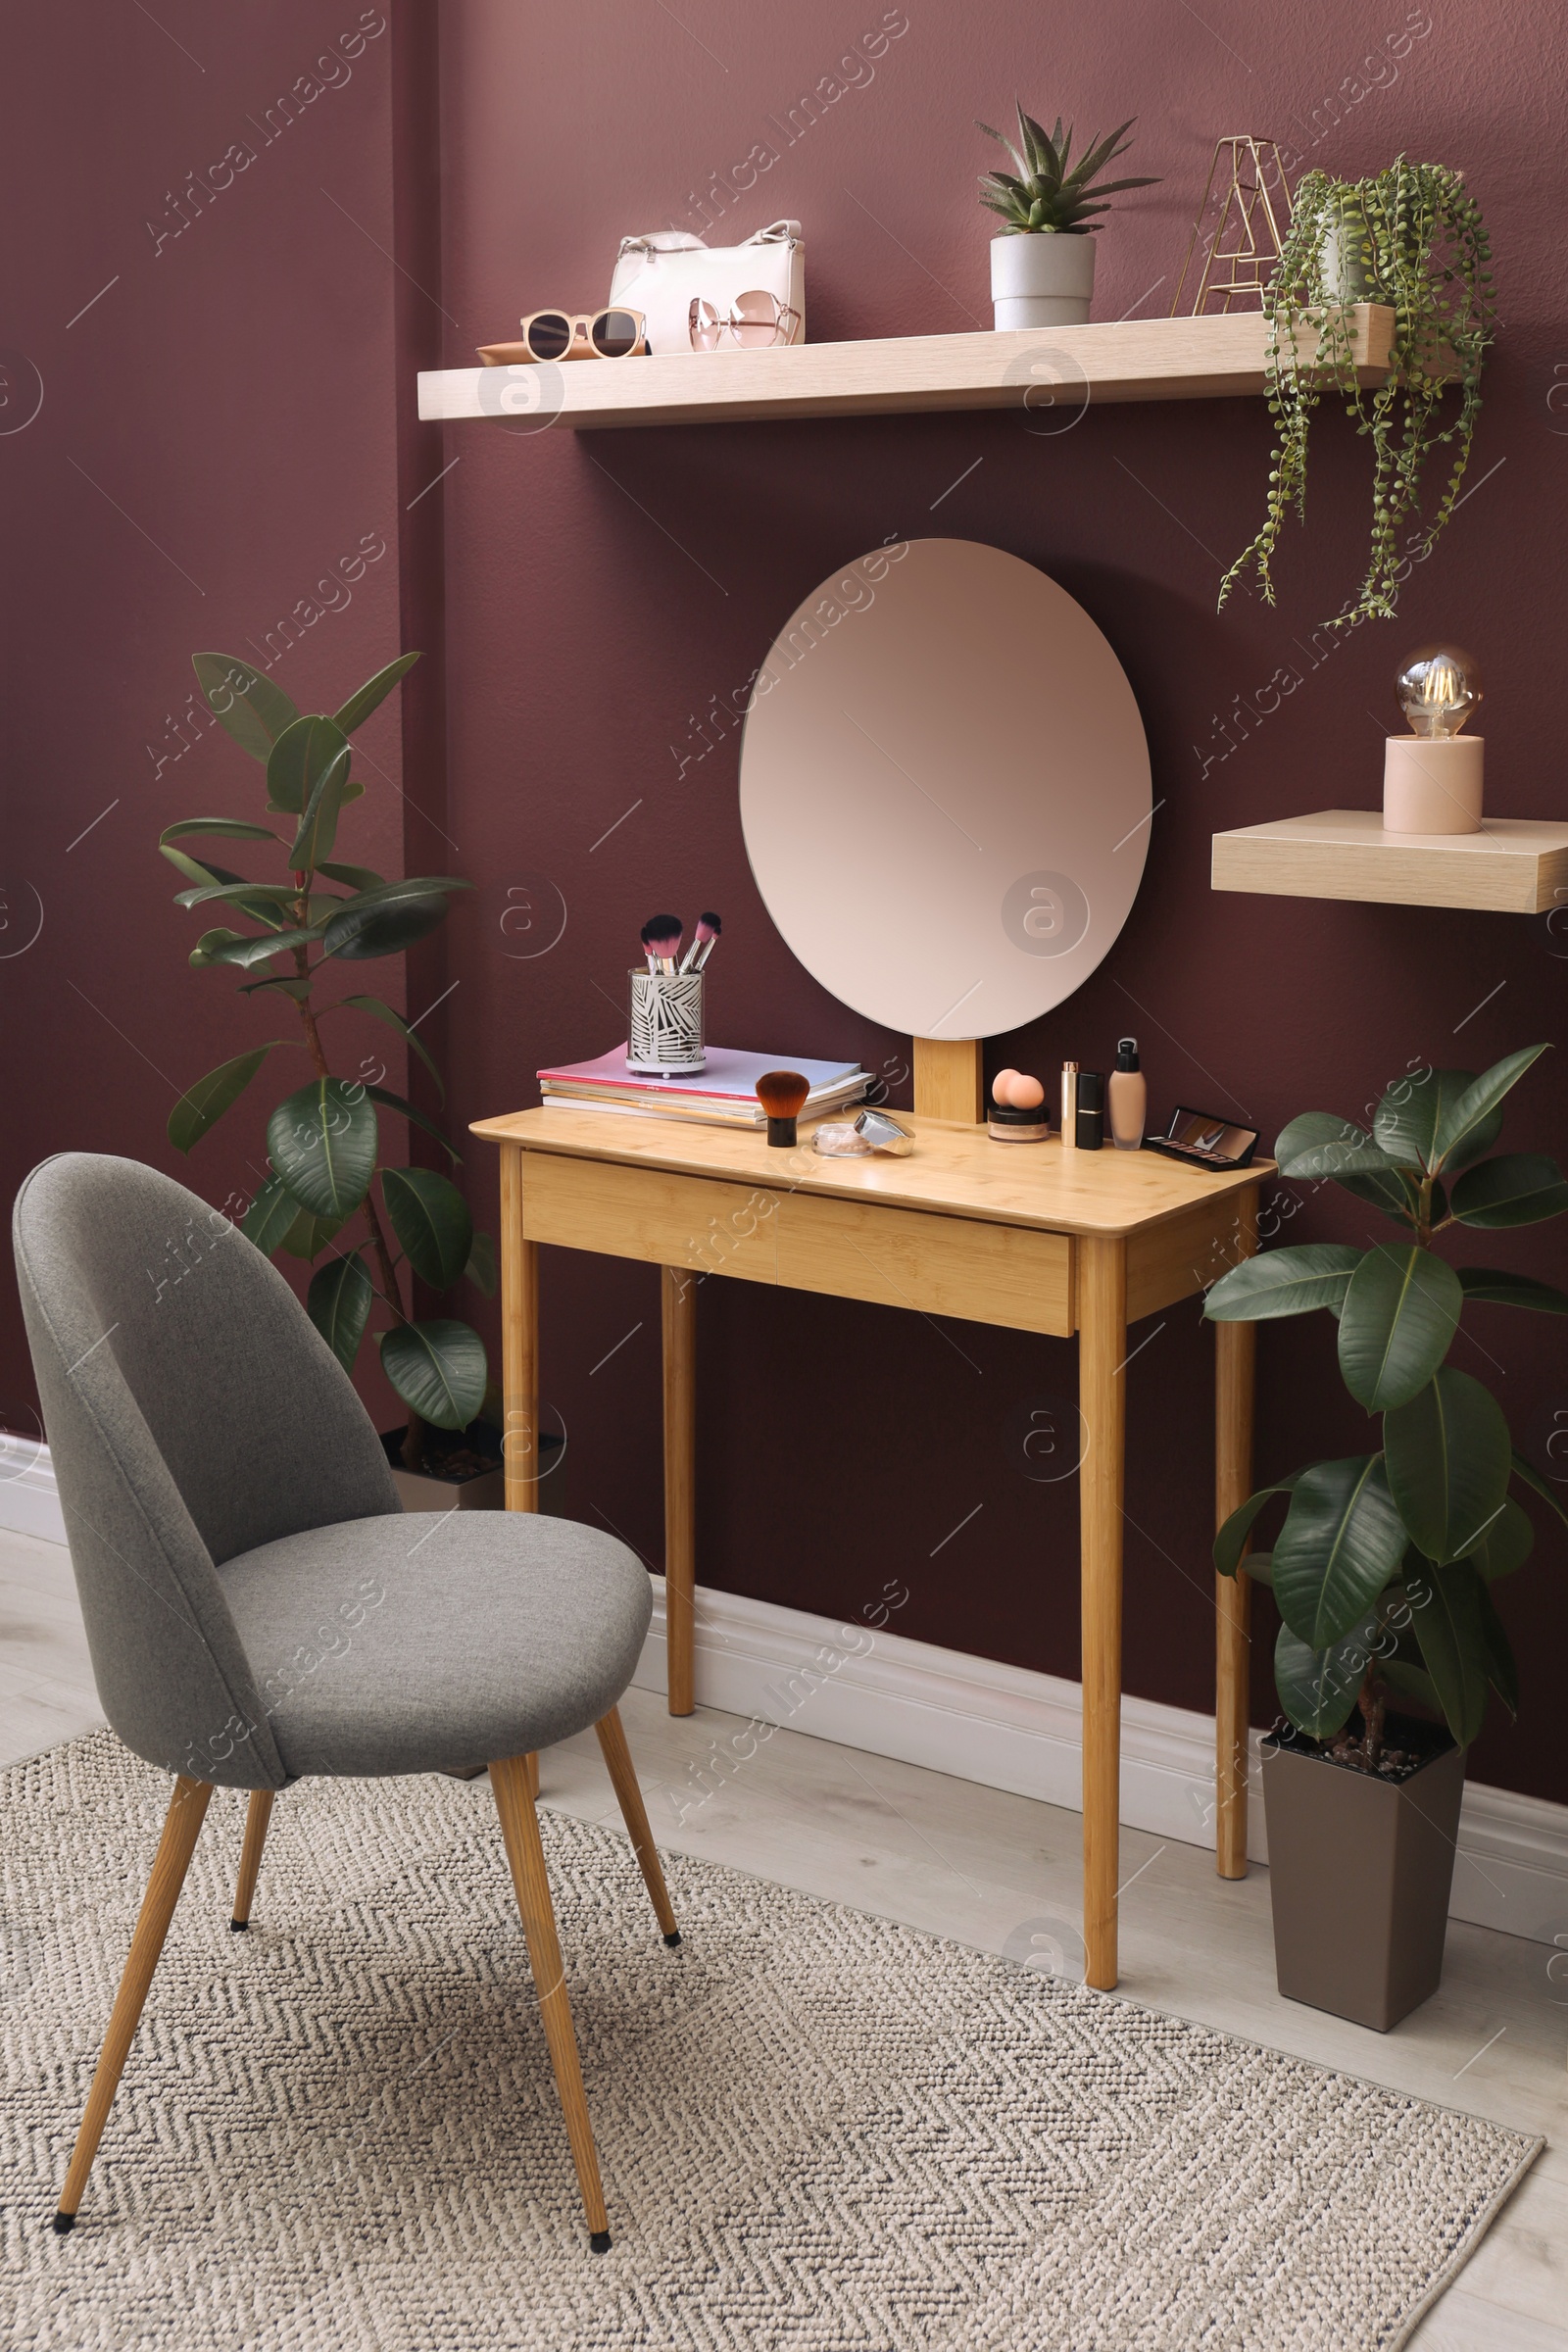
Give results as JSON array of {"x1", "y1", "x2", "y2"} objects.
[
  {"x1": 1219, "y1": 158, "x2": 1494, "y2": 626},
  {"x1": 977, "y1": 104, "x2": 1158, "y2": 329},
  {"x1": 160, "y1": 650, "x2": 520, "y2": 1510},
  {"x1": 1204, "y1": 1048, "x2": 1568, "y2": 2031}
]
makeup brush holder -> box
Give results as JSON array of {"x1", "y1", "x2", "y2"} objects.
[{"x1": 627, "y1": 968, "x2": 707, "y2": 1073}]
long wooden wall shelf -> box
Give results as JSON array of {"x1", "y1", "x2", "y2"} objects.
[
  {"x1": 1212, "y1": 809, "x2": 1568, "y2": 914},
  {"x1": 417, "y1": 306, "x2": 1398, "y2": 432}
]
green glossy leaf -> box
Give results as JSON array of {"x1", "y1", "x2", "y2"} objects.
[
  {"x1": 1433, "y1": 1046, "x2": 1550, "y2": 1172},
  {"x1": 1458, "y1": 1266, "x2": 1568, "y2": 1313},
  {"x1": 1452, "y1": 1154, "x2": 1568, "y2": 1229},
  {"x1": 1273, "y1": 1110, "x2": 1417, "y2": 1220},
  {"x1": 332, "y1": 651, "x2": 420, "y2": 737},
  {"x1": 320, "y1": 889, "x2": 453, "y2": 962},
  {"x1": 1274, "y1": 1455, "x2": 1407, "y2": 1646},
  {"x1": 167, "y1": 1045, "x2": 280, "y2": 1153},
  {"x1": 191, "y1": 654, "x2": 300, "y2": 762},
  {"x1": 1404, "y1": 1555, "x2": 1490, "y2": 1746},
  {"x1": 337, "y1": 994, "x2": 444, "y2": 1099},
  {"x1": 317, "y1": 861, "x2": 386, "y2": 893},
  {"x1": 278, "y1": 1204, "x2": 346, "y2": 1260},
  {"x1": 365, "y1": 1084, "x2": 461, "y2": 1159},
  {"x1": 203, "y1": 926, "x2": 324, "y2": 971},
  {"x1": 1204, "y1": 1243, "x2": 1364, "y2": 1321},
  {"x1": 1373, "y1": 1067, "x2": 1478, "y2": 1172},
  {"x1": 241, "y1": 1172, "x2": 303, "y2": 1255},
  {"x1": 1511, "y1": 1447, "x2": 1568, "y2": 1536},
  {"x1": 190, "y1": 926, "x2": 244, "y2": 967},
  {"x1": 267, "y1": 1078, "x2": 378, "y2": 1220},
  {"x1": 1274, "y1": 1606, "x2": 1382, "y2": 1740},
  {"x1": 465, "y1": 1230, "x2": 497, "y2": 1298},
  {"x1": 1381, "y1": 1660, "x2": 1441, "y2": 1714},
  {"x1": 265, "y1": 713, "x2": 349, "y2": 817},
  {"x1": 161, "y1": 845, "x2": 243, "y2": 891},
  {"x1": 160, "y1": 818, "x2": 280, "y2": 847},
  {"x1": 1384, "y1": 1368, "x2": 1511, "y2": 1565},
  {"x1": 287, "y1": 741, "x2": 351, "y2": 873},
  {"x1": 1476, "y1": 1580, "x2": 1520, "y2": 1716},
  {"x1": 174, "y1": 880, "x2": 300, "y2": 909},
  {"x1": 1468, "y1": 1494, "x2": 1535, "y2": 1581},
  {"x1": 238, "y1": 974, "x2": 313, "y2": 1001},
  {"x1": 381, "y1": 1166, "x2": 472, "y2": 1289},
  {"x1": 378, "y1": 1317, "x2": 487, "y2": 1432},
  {"x1": 1214, "y1": 1474, "x2": 1302, "y2": 1576},
  {"x1": 306, "y1": 1251, "x2": 373, "y2": 1373},
  {"x1": 1338, "y1": 1244, "x2": 1462, "y2": 1410}
]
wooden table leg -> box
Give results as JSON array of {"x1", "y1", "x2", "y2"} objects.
[
  {"x1": 1215, "y1": 1184, "x2": 1259, "y2": 1879},
  {"x1": 501, "y1": 1144, "x2": 540, "y2": 1514},
  {"x1": 1079, "y1": 1235, "x2": 1126, "y2": 1993},
  {"x1": 662, "y1": 1265, "x2": 697, "y2": 1717}
]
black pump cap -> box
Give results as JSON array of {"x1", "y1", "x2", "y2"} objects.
[{"x1": 1116, "y1": 1037, "x2": 1139, "y2": 1072}]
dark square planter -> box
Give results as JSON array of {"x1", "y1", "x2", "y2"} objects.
[{"x1": 1261, "y1": 1729, "x2": 1466, "y2": 2034}]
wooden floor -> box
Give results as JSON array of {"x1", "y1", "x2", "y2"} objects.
[{"x1": 4, "y1": 1521, "x2": 1562, "y2": 2348}]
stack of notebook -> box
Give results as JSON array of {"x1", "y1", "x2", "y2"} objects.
[{"x1": 538, "y1": 1046, "x2": 871, "y2": 1130}]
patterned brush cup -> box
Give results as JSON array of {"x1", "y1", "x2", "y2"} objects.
[{"x1": 627, "y1": 968, "x2": 707, "y2": 1073}]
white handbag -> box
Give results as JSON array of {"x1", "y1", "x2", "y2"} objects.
[{"x1": 609, "y1": 220, "x2": 805, "y2": 358}]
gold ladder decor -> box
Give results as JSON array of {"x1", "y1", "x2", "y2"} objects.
[{"x1": 1171, "y1": 137, "x2": 1294, "y2": 317}]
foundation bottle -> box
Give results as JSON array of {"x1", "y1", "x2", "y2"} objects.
[{"x1": 1107, "y1": 1037, "x2": 1146, "y2": 1151}]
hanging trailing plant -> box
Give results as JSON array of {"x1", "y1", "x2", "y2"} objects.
[{"x1": 1218, "y1": 159, "x2": 1494, "y2": 626}]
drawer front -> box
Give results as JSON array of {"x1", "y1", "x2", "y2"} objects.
[
  {"x1": 778, "y1": 1192, "x2": 1073, "y2": 1336},
  {"x1": 521, "y1": 1152, "x2": 781, "y2": 1284}
]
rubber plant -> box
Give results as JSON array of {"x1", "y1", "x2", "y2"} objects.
[
  {"x1": 1219, "y1": 159, "x2": 1494, "y2": 626},
  {"x1": 161, "y1": 651, "x2": 492, "y2": 1471},
  {"x1": 976, "y1": 104, "x2": 1157, "y2": 234},
  {"x1": 1204, "y1": 1049, "x2": 1568, "y2": 1770}
]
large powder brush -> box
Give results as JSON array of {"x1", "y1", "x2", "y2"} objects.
[{"x1": 756, "y1": 1068, "x2": 809, "y2": 1148}]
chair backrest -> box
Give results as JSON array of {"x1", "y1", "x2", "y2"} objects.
[{"x1": 12, "y1": 1153, "x2": 400, "y2": 1787}]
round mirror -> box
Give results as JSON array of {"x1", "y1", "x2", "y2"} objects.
[{"x1": 738, "y1": 538, "x2": 1152, "y2": 1040}]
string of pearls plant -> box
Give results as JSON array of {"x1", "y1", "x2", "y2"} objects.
[{"x1": 1219, "y1": 159, "x2": 1494, "y2": 626}]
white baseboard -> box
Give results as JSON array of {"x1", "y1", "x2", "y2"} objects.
[
  {"x1": 633, "y1": 1576, "x2": 1568, "y2": 1951},
  {"x1": 0, "y1": 1437, "x2": 65, "y2": 1544},
  {"x1": 7, "y1": 1445, "x2": 1563, "y2": 1947}
]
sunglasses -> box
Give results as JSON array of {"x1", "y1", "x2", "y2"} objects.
[
  {"x1": 688, "y1": 291, "x2": 802, "y2": 352},
  {"x1": 516, "y1": 308, "x2": 647, "y2": 362}
]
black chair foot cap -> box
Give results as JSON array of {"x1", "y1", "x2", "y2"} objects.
[
  {"x1": 52, "y1": 2212, "x2": 75, "y2": 2235},
  {"x1": 663, "y1": 1931, "x2": 682, "y2": 1947},
  {"x1": 229, "y1": 1918, "x2": 249, "y2": 1933},
  {"x1": 589, "y1": 2230, "x2": 612, "y2": 2255}
]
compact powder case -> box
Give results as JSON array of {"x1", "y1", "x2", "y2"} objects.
[
  {"x1": 987, "y1": 1102, "x2": 1050, "y2": 1143},
  {"x1": 854, "y1": 1108, "x2": 915, "y2": 1156}
]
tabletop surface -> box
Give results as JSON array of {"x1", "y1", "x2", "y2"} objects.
[{"x1": 470, "y1": 1103, "x2": 1272, "y2": 1240}]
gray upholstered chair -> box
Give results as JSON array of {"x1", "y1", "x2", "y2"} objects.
[{"x1": 13, "y1": 1152, "x2": 679, "y2": 2250}]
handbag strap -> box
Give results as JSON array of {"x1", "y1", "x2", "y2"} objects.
[{"x1": 744, "y1": 219, "x2": 802, "y2": 244}]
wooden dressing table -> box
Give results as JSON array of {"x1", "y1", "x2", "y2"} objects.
[{"x1": 472, "y1": 1101, "x2": 1266, "y2": 1991}]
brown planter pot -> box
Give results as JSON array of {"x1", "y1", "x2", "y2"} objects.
[
  {"x1": 380, "y1": 1425, "x2": 567, "y2": 1518},
  {"x1": 1262, "y1": 1731, "x2": 1466, "y2": 2033}
]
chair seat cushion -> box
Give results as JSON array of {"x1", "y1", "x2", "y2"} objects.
[{"x1": 218, "y1": 1512, "x2": 652, "y2": 1780}]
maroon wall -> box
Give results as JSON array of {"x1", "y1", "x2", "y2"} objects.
[{"x1": 7, "y1": 2, "x2": 1568, "y2": 1803}]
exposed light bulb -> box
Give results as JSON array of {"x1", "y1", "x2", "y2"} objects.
[{"x1": 1396, "y1": 646, "x2": 1483, "y2": 740}]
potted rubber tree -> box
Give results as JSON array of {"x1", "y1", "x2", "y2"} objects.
[
  {"x1": 160, "y1": 649, "x2": 508, "y2": 1509},
  {"x1": 977, "y1": 104, "x2": 1158, "y2": 329},
  {"x1": 1204, "y1": 1048, "x2": 1568, "y2": 2031},
  {"x1": 1219, "y1": 158, "x2": 1494, "y2": 626}
]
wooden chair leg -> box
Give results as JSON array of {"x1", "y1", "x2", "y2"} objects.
[
  {"x1": 55, "y1": 1774, "x2": 214, "y2": 2232},
  {"x1": 595, "y1": 1706, "x2": 680, "y2": 1945},
  {"x1": 524, "y1": 1750, "x2": 539, "y2": 1800},
  {"x1": 230, "y1": 1789, "x2": 274, "y2": 1931},
  {"x1": 489, "y1": 1753, "x2": 612, "y2": 2252}
]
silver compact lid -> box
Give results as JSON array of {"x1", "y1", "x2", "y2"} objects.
[{"x1": 854, "y1": 1108, "x2": 915, "y2": 1156}]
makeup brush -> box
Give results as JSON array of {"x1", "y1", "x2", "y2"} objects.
[
  {"x1": 756, "y1": 1068, "x2": 809, "y2": 1149},
  {"x1": 640, "y1": 913, "x2": 683, "y2": 976},
  {"x1": 680, "y1": 910, "x2": 722, "y2": 974}
]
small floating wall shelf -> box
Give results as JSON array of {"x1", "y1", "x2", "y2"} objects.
[
  {"x1": 417, "y1": 305, "x2": 1402, "y2": 432},
  {"x1": 1211, "y1": 810, "x2": 1568, "y2": 915}
]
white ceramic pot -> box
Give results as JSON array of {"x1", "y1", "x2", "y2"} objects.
[{"x1": 990, "y1": 233, "x2": 1096, "y2": 330}]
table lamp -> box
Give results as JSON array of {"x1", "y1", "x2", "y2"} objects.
[{"x1": 1383, "y1": 647, "x2": 1484, "y2": 835}]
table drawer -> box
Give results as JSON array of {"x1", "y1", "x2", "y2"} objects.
[
  {"x1": 777, "y1": 1192, "x2": 1073, "y2": 1336},
  {"x1": 521, "y1": 1152, "x2": 781, "y2": 1284}
]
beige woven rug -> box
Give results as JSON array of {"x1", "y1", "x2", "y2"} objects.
[{"x1": 0, "y1": 1733, "x2": 1540, "y2": 2351}]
